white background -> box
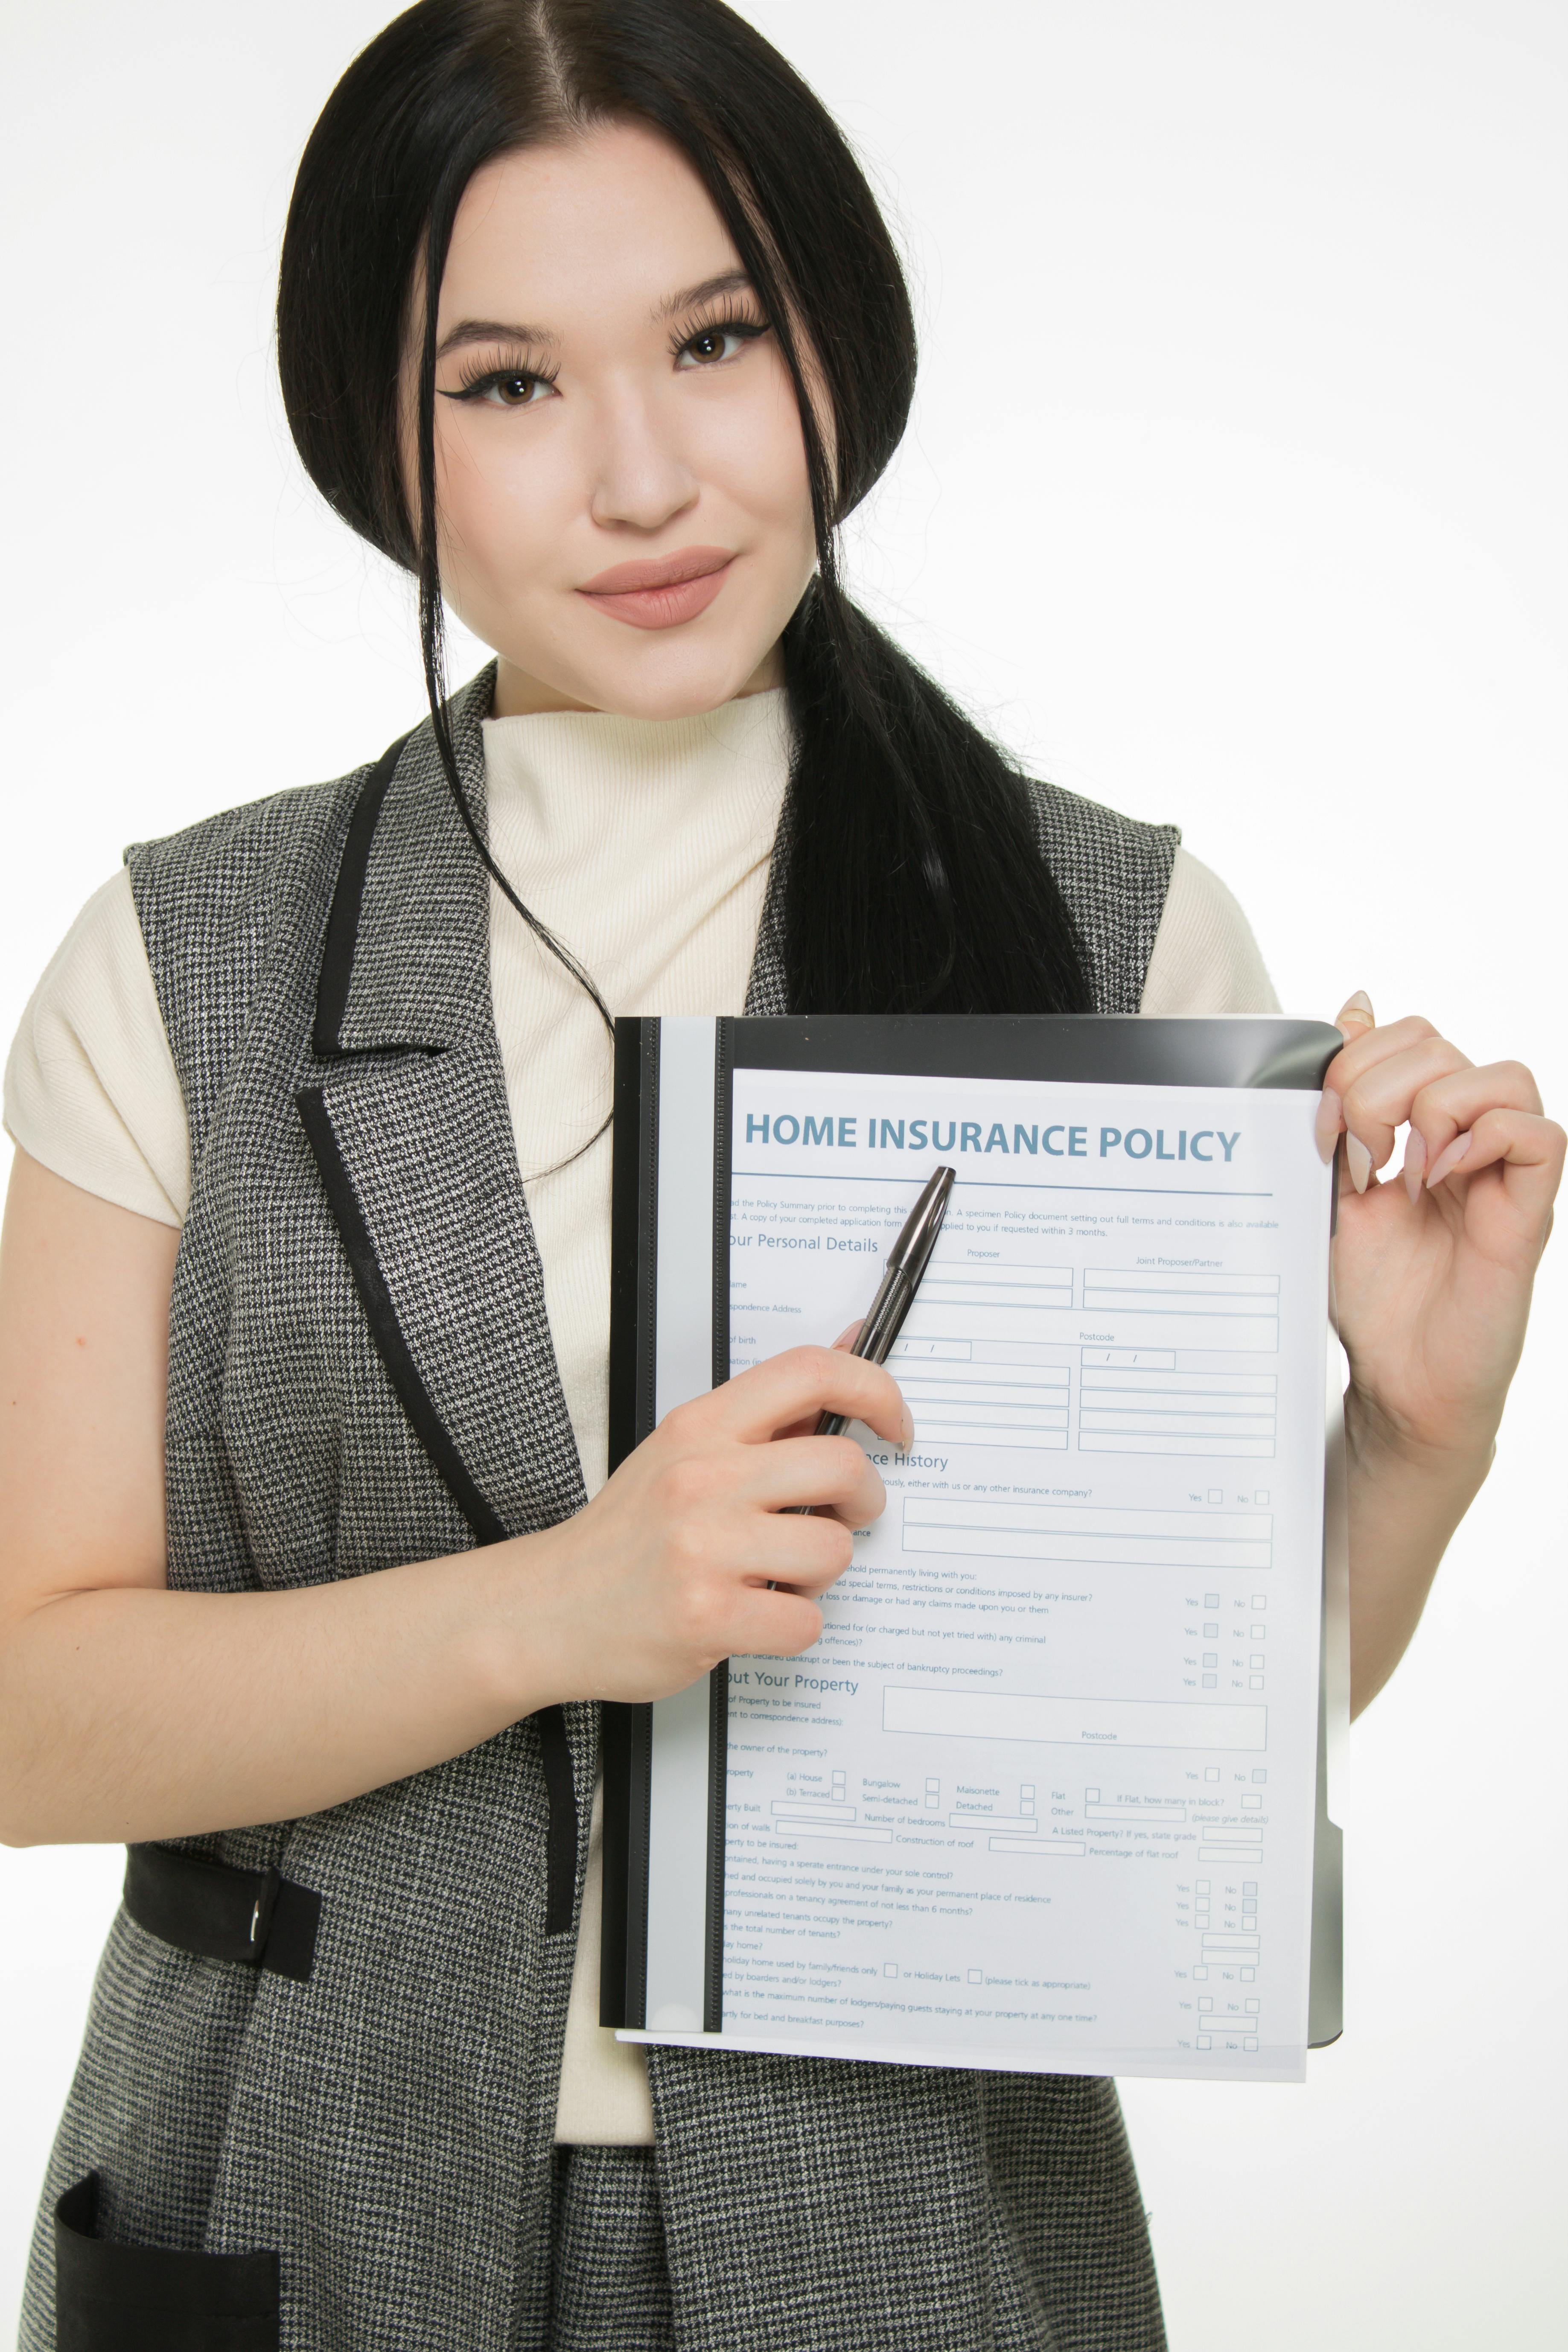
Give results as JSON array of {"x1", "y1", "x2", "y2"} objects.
[{"x1": 1, "y1": 2, "x2": 1562, "y2": 2343}]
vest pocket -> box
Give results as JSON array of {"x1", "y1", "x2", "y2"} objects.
[{"x1": 55, "y1": 2175, "x2": 279, "y2": 2351}]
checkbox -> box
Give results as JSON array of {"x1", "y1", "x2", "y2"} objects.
[
  {"x1": 1207, "y1": 1489, "x2": 1223, "y2": 1505},
  {"x1": 1251, "y1": 1623, "x2": 1266, "y2": 1639},
  {"x1": 884, "y1": 1962, "x2": 898, "y2": 1978},
  {"x1": 1204, "y1": 1623, "x2": 1218, "y2": 1638},
  {"x1": 1241, "y1": 1968, "x2": 1255, "y2": 1982},
  {"x1": 1203, "y1": 1654, "x2": 1217, "y2": 1668},
  {"x1": 1249, "y1": 1675, "x2": 1264, "y2": 1689},
  {"x1": 1197, "y1": 2036, "x2": 1211, "y2": 2049},
  {"x1": 1244, "y1": 2037, "x2": 1258, "y2": 2052},
  {"x1": 1193, "y1": 1966, "x2": 1208, "y2": 1979},
  {"x1": 1251, "y1": 1594, "x2": 1266, "y2": 1610},
  {"x1": 1252, "y1": 1769, "x2": 1267, "y2": 1783},
  {"x1": 1205, "y1": 1593, "x2": 1220, "y2": 1609},
  {"x1": 1254, "y1": 1490, "x2": 1270, "y2": 1505},
  {"x1": 1197, "y1": 1881, "x2": 1210, "y2": 1892},
  {"x1": 1243, "y1": 1880, "x2": 1257, "y2": 1894},
  {"x1": 1242, "y1": 1795, "x2": 1262, "y2": 1810},
  {"x1": 1245, "y1": 1999, "x2": 1260, "y2": 2012},
  {"x1": 1204, "y1": 1767, "x2": 1219, "y2": 1783},
  {"x1": 1202, "y1": 1674, "x2": 1217, "y2": 1688},
  {"x1": 1250, "y1": 1654, "x2": 1265, "y2": 1669},
  {"x1": 968, "y1": 1968, "x2": 982, "y2": 1985},
  {"x1": 1198, "y1": 1997, "x2": 1213, "y2": 2009}
]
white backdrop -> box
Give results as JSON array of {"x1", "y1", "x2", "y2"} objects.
[{"x1": 2, "y1": 3, "x2": 1563, "y2": 2343}]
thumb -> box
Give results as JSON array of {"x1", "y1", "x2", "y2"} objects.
[{"x1": 1333, "y1": 988, "x2": 1376, "y2": 1040}]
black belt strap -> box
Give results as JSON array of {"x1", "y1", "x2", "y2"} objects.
[{"x1": 123, "y1": 1844, "x2": 322, "y2": 1983}]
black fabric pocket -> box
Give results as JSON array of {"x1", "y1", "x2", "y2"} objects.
[{"x1": 55, "y1": 2175, "x2": 280, "y2": 2351}]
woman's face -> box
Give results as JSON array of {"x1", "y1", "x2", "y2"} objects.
[{"x1": 411, "y1": 119, "x2": 818, "y2": 719}]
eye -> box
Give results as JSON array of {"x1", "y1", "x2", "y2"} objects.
[
  {"x1": 676, "y1": 317, "x2": 768, "y2": 370},
  {"x1": 440, "y1": 362, "x2": 557, "y2": 408},
  {"x1": 474, "y1": 367, "x2": 554, "y2": 408}
]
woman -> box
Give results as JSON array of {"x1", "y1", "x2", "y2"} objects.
[{"x1": 0, "y1": 3, "x2": 1558, "y2": 2346}]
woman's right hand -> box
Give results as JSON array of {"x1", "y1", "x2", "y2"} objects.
[{"x1": 522, "y1": 1345, "x2": 912, "y2": 1706}]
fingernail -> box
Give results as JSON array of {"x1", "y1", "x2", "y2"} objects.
[
  {"x1": 1345, "y1": 1131, "x2": 1374, "y2": 1193},
  {"x1": 1314, "y1": 1087, "x2": 1343, "y2": 1164},
  {"x1": 1402, "y1": 1127, "x2": 1426, "y2": 1205},
  {"x1": 900, "y1": 1410, "x2": 915, "y2": 1450},
  {"x1": 1426, "y1": 1131, "x2": 1472, "y2": 1189},
  {"x1": 1336, "y1": 989, "x2": 1375, "y2": 1031}
]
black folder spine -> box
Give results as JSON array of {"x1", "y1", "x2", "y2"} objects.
[
  {"x1": 702, "y1": 1020, "x2": 736, "y2": 2032},
  {"x1": 601, "y1": 1018, "x2": 661, "y2": 2028}
]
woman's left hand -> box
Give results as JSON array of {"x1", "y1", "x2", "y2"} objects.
[
  {"x1": 1319, "y1": 994, "x2": 1563, "y2": 1460},
  {"x1": 1317, "y1": 993, "x2": 1563, "y2": 1710}
]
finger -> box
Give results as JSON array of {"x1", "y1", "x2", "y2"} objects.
[
  {"x1": 745, "y1": 1432, "x2": 888, "y2": 1525},
  {"x1": 1322, "y1": 1012, "x2": 1448, "y2": 1105},
  {"x1": 1424, "y1": 1108, "x2": 1565, "y2": 1221},
  {"x1": 1317, "y1": 1012, "x2": 1445, "y2": 1170},
  {"x1": 698, "y1": 1346, "x2": 912, "y2": 1450},
  {"x1": 751, "y1": 1512, "x2": 860, "y2": 1599},
  {"x1": 1338, "y1": 1034, "x2": 1475, "y2": 1176},
  {"x1": 725, "y1": 1588, "x2": 825, "y2": 1659},
  {"x1": 832, "y1": 1320, "x2": 864, "y2": 1352},
  {"x1": 1408, "y1": 1061, "x2": 1546, "y2": 1171}
]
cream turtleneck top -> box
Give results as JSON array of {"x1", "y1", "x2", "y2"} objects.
[{"x1": 3, "y1": 689, "x2": 1278, "y2": 2144}]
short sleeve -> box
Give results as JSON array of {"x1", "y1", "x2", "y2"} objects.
[
  {"x1": 3, "y1": 869, "x2": 191, "y2": 1226},
  {"x1": 1139, "y1": 848, "x2": 1280, "y2": 1017}
]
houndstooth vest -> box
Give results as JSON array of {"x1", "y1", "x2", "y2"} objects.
[{"x1": 22, "y1": 665, "x2": 1178, "y2": 2352}]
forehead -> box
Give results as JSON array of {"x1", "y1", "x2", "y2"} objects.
[{"x1": 439, "y1": 119, "x2": 743, "y2": 334}]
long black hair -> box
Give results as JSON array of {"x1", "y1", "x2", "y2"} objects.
[{"x1": 277, "y1": 0, "x2": 1091, "y2": 1018}]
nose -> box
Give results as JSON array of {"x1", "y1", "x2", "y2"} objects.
[{"x1": 587, "y1": 384, "x2": 699, "y2": 534}]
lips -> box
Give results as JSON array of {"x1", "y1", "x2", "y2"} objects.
[{"x1": 576, "y1": 544, "x2": 735, "y2": 631}]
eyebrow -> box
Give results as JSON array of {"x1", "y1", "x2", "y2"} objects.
[
  {"x1": 653, "y1": 268, "x2": 755, "y2": 321},
  {"x1": 434, "y1": 316, "x2": 556, "y2": 360},
  {"x1": 433, "y1": 271, "x2": 756, "y2": 363}
]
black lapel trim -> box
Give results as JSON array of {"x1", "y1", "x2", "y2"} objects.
[
  {"x1": 313, "y1": 732, "x2": 414, "y2": 1060},
  {"x1": 296, "y1": 1084, "x2": 508, "y2": 1543},
  {"x1": 537, "y1": 1712, "x2": 579, "y2": 1937},
  {"x1": 297, "y1": 1082, "x2": 580, "y2": 1933}
]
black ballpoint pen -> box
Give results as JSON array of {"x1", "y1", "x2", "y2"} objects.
[{"x1": 785, "y1": 1163, "x2": 956, "y2": 1513}]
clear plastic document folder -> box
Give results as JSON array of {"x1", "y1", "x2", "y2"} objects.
[{"x1": 601, "y1": 1014, "x2": 1347, "y2": 2084}]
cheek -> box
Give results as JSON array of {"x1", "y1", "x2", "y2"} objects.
[
  {"x1": 433, "y1": 412, "x2": 571, "y2": 593},
  {"x1": 700, "y1": 378, "x2": 815, "y2": 541}
]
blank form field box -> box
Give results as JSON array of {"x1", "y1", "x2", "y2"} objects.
[
  {"x1": 1079, "y1": 1364, "x2": 1279, "y2": 1459},
  {"x1": 923, "y1": 1778, "x2": 941, "y2": 1809},
  {"x1": 989, "y1": 1836, "x2": 1086, "y2": 1856},
  {"x1": 903, "y1": 1498, "x2": 1274, "y2": 1574},
  {"x1": 885, "y1": 1685, "x2": 1268, "y2": 1753},
  {"x1": 903, "y1": 1264, "x2": 1278, "y2": 1360},
  {"x1": 892, "y1": 1357, "x2": 1070, "y2": 1452}
]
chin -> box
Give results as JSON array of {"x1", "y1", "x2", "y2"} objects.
[{"x1": 568, "y1": 643, "x2": 774, "y2": 723}]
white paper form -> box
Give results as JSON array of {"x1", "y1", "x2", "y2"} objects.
[{"x1": 698, "y1": 1064, "x2": 1332, "y2": 2083}]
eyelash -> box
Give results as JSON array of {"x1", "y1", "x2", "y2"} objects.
[
  {"x1": 443, "y1": 307, "x2": 771, "y2": 408},
  {"x1": 669, "y1": 305, "x2": 771, "y2": 367}
]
